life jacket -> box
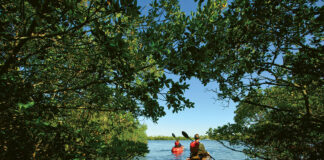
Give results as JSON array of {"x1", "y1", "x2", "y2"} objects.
[
  {"x1": 190, "y1": 141, "x2": 200, "y2": 156},
  {"x1": 175, "y1": 141, "x2": 180, "y2": 147}
]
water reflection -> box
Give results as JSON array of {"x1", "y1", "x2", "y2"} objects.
[{"x1": 172, "y1": 152, "x2": 184, "y2": 160}]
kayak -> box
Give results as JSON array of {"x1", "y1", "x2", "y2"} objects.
[{"x1": 171, "y1": 146, "x2": 184, "y2": 154}]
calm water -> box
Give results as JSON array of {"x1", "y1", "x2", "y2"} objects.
[{"x1": 137, "y1": 140, "x2": 251, "y2": 160}]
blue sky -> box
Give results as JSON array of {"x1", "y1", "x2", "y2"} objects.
[
  {"x1": 139, "y1": 75, "x2": 237, "y2": 137},
  {"x1": 137, "y1": 0, "x2": 237, "y2": 137}
]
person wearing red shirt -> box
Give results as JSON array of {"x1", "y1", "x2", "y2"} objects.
[
  {"x1": 189, "y1": 134, "x2": 208, "y2": 160},
  {"x1": 174, "y1": 139, "x2": 183, "y2": 148}
]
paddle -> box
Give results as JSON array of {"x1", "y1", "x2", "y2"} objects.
[
  {"x1": 182, "y1": 131, "x2": 193, "y2": 141},
  {"x1": 182, "y1": 131, "x2": 215, "y2": 160},
  {"x1": 172, "y1": 133, "x2": 177, "y2": 139}
]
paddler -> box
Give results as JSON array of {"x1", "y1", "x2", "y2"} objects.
[
  {"x1": 189, "y1": 134, "x2": 208, "y2": 160},
  {"x1": 174, "y1": 139, "x2": 183, "y2": 148}
]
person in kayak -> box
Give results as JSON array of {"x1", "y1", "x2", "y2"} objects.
[
  {"x1": 174, "y1": 139, "x2": 183, "y2": 148},
  {"x1": 189, "y1": 134, "x2": 208, "y2": 159}
]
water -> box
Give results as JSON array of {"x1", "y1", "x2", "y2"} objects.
[{"x1": 137, "y1": 140, "x2": 251, "y2": 160}]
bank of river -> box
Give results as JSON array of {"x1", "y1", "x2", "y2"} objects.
[{"x1": 137, "y1": 140, "x2": 252, "y2": 160}]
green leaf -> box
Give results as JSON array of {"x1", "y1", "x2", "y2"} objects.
[{"x1": 18, "y1": 101, "x2": 35, "y2": 110}]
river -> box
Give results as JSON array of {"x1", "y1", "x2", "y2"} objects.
[{"x1": 136, "y1": 140, "x2": 252, "y2": 160}]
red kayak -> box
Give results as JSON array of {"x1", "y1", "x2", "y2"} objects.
[{"x1": 171, "y1": 146, "x2": 184, "y2": 154}]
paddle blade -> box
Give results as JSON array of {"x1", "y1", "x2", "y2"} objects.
[
  {"x1": 172, "y1": 133, "x2": 176, "y2": 138},
  {"x1": 182, "y1": 131, "x2": 190, "y2": 139}
]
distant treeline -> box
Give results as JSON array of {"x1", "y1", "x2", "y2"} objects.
[{"x1": 148, "y1": 135, "x2": 209, "y2": 140}]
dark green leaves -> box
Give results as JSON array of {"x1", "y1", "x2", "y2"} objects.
[
  {"x1": 155, "y1": 0, "x2": 324, "y2": 159},
  {"x1": 0, "y1": 0, "x2": 194, "y2": 158}
]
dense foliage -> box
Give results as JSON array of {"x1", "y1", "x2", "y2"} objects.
[
  {"x1": 208, "y1": 86, "x2": 324, "y2": 159},
  {"x1": 0, "y1": 0, "x2": 194, "y2": 159},
  {"x1": 1, "y1": 0, "x2": 323, "y2": 159},
  {"x1": 142, "y1": 0, "x2": 323, "y2": 159},
  {"x1": 170, "y1": 0, "x2": 322, "y2": 159}
]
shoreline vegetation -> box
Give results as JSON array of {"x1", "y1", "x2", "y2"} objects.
[{"x1": 147, "y1": 135, "x2": 210, "y2": 140}]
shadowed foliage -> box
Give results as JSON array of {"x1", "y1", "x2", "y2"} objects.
[
  {"x1": 0, "y1": 0, "x2": 194, "y2": 159},
  {"x1": 142, "y1": 0, "x2": 323, "y2": 159}
]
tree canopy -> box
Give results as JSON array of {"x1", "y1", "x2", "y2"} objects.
[
  {"x1": 143, "y1": 0, "x2": 323, "y2": 159},
  {"x1": 0, "y1": 0, "x2": 194, "y2": 159},
  {"x1": 1, "y1": 0, "x2": 323, "y2": 159},
  {"x1": 163, "y1": 0, "x2": 322, "y2": 159}
]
